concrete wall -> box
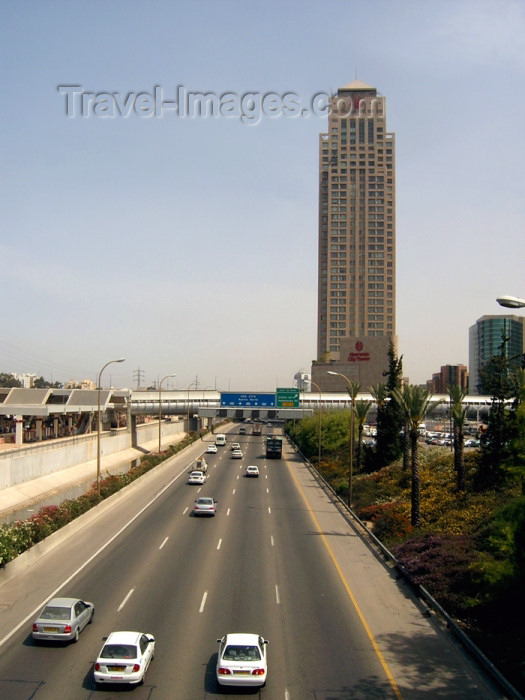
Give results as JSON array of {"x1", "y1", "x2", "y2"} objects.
[{"x1": 0, "y1": 420, "x2": 185, "y2": 490}]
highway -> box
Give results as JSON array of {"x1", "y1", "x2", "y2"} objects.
[{"x1": 0, "y1": 427, "x2": 506, "y2": 699}]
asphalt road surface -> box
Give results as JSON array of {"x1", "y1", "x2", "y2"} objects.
[{"x1": 0, "y1": 426, "x2": 507, "y2": 699}]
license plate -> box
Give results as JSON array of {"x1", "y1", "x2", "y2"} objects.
[
  {"x1": 43, "y1": 627, "x2": 59, "y2": 633},
  {"x1": 108, "y1": 666, "x2": 125, "y2": 672},
  {"x1": 233, "y1": 670, "x2": 250, "y2": 675}
]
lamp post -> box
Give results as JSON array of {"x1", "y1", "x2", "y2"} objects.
[
  {"x1": 327, "y1": 371, "x2": 359, "y2": 508},
  {"x1": 158, "y1": 374, "x2": 176, "y2": 453},
  {"x1": 97, "y1": 358, "x2": 125, "y2": 495},
  {"x1": 496, "y1": 295, "x2": 525, "y2": 309},
  {"x1": 309, "y1": 380, "x2": 323, "y2": 470}
]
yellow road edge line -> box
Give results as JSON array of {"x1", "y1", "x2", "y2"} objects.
[{"x1": 286, "y1": 456, "x2": 404, "y2": 700}]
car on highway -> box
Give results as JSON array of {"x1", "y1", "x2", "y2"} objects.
[
  {"x1": 94, "y1": 630, "x2": 155, "y2": 686},
  {"x1": 231, "y1": 442, "x2": 241, "y2": 451},
  {"x1": 193, "y1": 496, "x2": 217, "y2": 516},
  {"x1": 206, "y1": 444, "x2": 218, "y2": 454},
  {"x1": 32, "y1": 597, "x2": 94, "y2": 643},
  {"x1": 231, "y1": 449, "x2": 243, "y2": 459},
  {"x1": 245, "y1": 465, "x2": 259, "y2": 478},
  {"x1": 188, "y1": 470, "x2": 207, "y2": 484},
  {"x1": 239, "y1": 426, "x2": 246, "y2": 434},
  {"x1": 216, "y1": 632, "x2": 268, "y2": 687}
]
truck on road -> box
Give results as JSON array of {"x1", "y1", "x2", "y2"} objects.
[{"x1": 265, "y1": 436, "x2": 283, "y2": 459}]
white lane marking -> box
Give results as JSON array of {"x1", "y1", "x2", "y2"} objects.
[
  {"x1": 275, "y1": 585, "x2": 280, "y2": 604},
  {"x1": 199, "y1": 591, "x2": 208, "y2": 613},
  {"x1": 118, "y1": 588, "x2": 134, "y2": 612},
  {"x1": 227, "y1": 508, "x2": 231, "y2": 516},
  {"x1": 159, "y1": 537, "x2": 169, "y2": 550},
  {"x1": 266, "y1": 488, "x2": 269, "y2": 493},
  {"x1": 232, "y1": 489, "x2": 236, "y2": 495},
  {"x1": 183, "y1": 507, "x2": 189, "y2": 515},
  {"x1": 285, "y1": 690, "x2": 290, "y2": 700},
  {"x1": 271, "y1": 535, "x2": 274, "y2": 547},
  {"x1": 268, "y1": 507, "x2": 272, "y2": 514},
  {"x1": 217, "y1": 538, "x2": 222, "y2": 550},
  {"x1": 0, "y1": 459, "x2": 190, "y2": 651}
]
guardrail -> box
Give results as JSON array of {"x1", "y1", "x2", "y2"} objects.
[{"x1": 287, "y1": 435, "x2": 524, "y2": 700}]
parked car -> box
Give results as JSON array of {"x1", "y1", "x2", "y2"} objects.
[
  {"x1": 193, "y1": 496, "x2": 217, "y2": 516},
  {"x1": 216, "y1": 632, "x2": 268, "y2": 687},
  {"x1": 188, "y1": 470, "x2": 206, "y2": 485},
  {"x1": 94, "y1": 630, "x2": 155, "y2": 685},
  {"x1": 32, "y1": 597, "x2": 94, "y2": 643},
  {"x1": 245, "y1": 465, "x2": 259, "y2": 478}
]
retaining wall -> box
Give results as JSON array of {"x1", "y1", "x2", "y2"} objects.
[{"x1": 0, "y1": 420, "x2": 185, "y2": 489}]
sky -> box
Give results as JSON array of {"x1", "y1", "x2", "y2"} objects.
[{"x1": 1, "y1": 0, "x2": 524, "y2": 392}]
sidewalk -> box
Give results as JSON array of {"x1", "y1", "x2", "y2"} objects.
[{"x1": 0, "y1": 431, "x2": 188, "y2": 522}]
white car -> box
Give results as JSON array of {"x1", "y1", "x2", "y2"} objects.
[
  {"x1": 216, "y1": 633, "x2": 268, "y2": 687},
  {"x1": 188, "y1": 470, "x2": 206, "y2": 484},
  {"x1": 32, "y1": 597, "x2": 94, "y2": 643},
  {"x1": 231, "y1": 449, "x2": 243, "y2": 459},
  {"x1": 231, "y1": 442, "x2": 241, "y2": 451},
  {"x1": 245, "y1": 465, "x2": 259, "y2": 478},
  {"x1": 94, "y1": 630, "x2": 155, "y2": 685},
  {"x1": 206, "y1": 444, "x2": 218, "y2": 454}
]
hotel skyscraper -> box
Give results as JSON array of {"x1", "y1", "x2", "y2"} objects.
[{"x1": 312, "y1": 80, "x2": 397, "y2": 390}]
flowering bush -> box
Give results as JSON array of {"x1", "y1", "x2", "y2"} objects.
[{"x1": 0, "y1": 429, "x2": 207, "y2": 567}]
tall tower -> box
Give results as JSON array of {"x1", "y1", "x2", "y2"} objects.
[{"x1": 312, "y1": 80, "x2": 397, "y2": 391}]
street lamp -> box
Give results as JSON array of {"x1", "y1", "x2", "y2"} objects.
[
  {"x1": 309, "y1": 380, "x2": 323, "y2": 470},
  {"x1": 158, "y1": 374, "x2": 176, "y2": 453},
  {"x1": 327, "y1": 370, "x2": 359, "y2": 508},
  {"x1": 497, "y1": 295, "x2": 525, "y2": 309},
  {"x1": 97, "y1": 358, "x2": 125, "y2": 495}
]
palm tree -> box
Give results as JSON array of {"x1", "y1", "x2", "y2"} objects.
[
  {"x1": 393, "y1": 385, "x2": 441, "y2": 527},
  {"x1": 355, "y1": 399, "x2": 372, "y2": 473},
  {"x1": 448, "y1": 385, "x2": 467, "y2": 491}
]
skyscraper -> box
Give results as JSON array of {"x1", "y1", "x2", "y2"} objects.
[
  {"x1": 312, "y1": 80, "x2": 397, "y2": 391},
  {"x1": 469, "y1": 315, "x2": 525, "y2": 394}
]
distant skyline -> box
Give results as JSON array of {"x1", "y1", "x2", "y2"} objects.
[{"x1": 1, "y1": 1, "x2": 524, "y2": 391}]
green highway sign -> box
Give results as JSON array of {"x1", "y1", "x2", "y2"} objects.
[{"x1": 276, "y1": 387, "x2": 300, "y2": 408}]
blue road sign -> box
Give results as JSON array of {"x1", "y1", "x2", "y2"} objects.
[{"x1": 220, "y1": 393, "x2": 276, "y2": 407}]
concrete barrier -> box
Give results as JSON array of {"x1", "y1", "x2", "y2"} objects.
[{"x1": 0, "y1": 420, "x2": 184, "y2": 490}]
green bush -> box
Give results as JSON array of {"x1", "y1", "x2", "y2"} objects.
[{"x1": 0, "y1": 429, "x2": 207, "y2": 567}]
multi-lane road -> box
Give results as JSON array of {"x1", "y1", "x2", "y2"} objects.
[{"x1": 0, "y1": 427, "x2": 507, "y2": 699}]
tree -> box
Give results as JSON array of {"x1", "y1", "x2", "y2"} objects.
[
  {"x1": 478, "y1": 349, "x2": 520, "y2": 486},
  {"x1": 33, "y1": 376, "x2": 63, "y2": 389},
  {"x1": 354, "y1": 399, "x2": 372, "y2": 474},
  {"x1": 0, "y1": 373, "x2": 22, "y2": 388},
  {"x1": 448, "y1": 385, "x2": 467, "y2": 491},
  {"x1": 393, "y1": 385, "x2": 441, "y2": 527},
  {"x1": 375, "y1": 341, "x2": 404, "y2": 468}
]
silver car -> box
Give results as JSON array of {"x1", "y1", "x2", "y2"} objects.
[
  {"x1": 32, "y1": 597, "x2": 94, "y2": 643},
  {"x1": 193, "y1": 496, "x2": 217, "y2": 516}
]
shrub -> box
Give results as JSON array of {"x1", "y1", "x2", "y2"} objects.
[
  {"x1": 0, "y1": 428, "x2": 208, "y2": 567},
  {"x1": 392, "y1": 533, "x2": 481, "y2": 616}
]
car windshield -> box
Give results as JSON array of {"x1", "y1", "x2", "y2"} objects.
[
  {"x1": 40, "y1": 606, "x2": 71, "y2": 620},
  {"x1": 223, "y1": 645, "x2": 261, "y2": 661},
  {"x1": 100, "y1": 644, "x2": 137, "y2": 659},
  {"x1": 197, "y1": 499, "x2": 212, "y2": 505}
]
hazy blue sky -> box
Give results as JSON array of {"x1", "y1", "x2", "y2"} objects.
[{"x1": 1, "y1": 0, "x2": 524, "y2": 391}]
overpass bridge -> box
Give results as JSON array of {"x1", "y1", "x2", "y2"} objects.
[{"x1": 0, "y1": 386, "x2": 496, "y2": 446}]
